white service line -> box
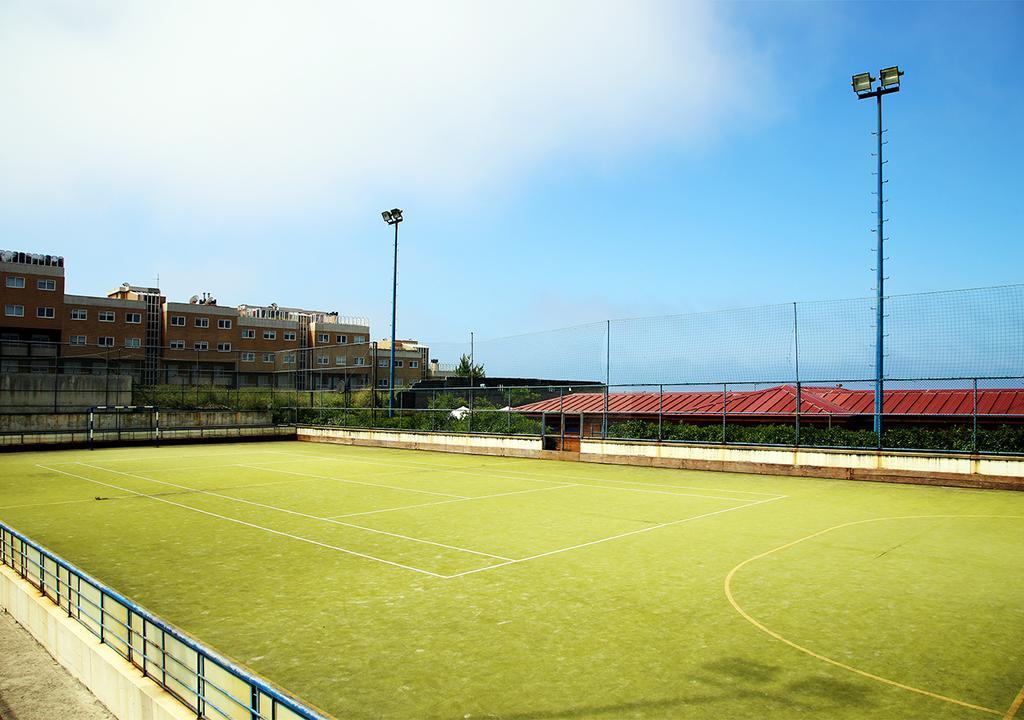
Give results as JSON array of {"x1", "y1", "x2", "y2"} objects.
[
  {"x1": 77, "y1": 463, "x2": 511, "y2": 562},
  {"x1": 36, "y1": 464, "x2": 447, "y2": 578},
  {"x1": 238, "y1": 464, "x2": 468, "y2": 500},
  {"x1": 442, "y1": 495, "x2": 787, "y2": 579},
  {"x1": 270, "y1": 449, "x2": 772, "y2": 502},
  {"x1": 326, "y1": 483, "x2": 582, "y2": 519}
]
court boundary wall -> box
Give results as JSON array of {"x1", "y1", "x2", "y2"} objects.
[
  {"x1": 0, "y1": 564, "x2": 193, "y2": 720},
  {"x1": 297, "y1": 427, "x2": 1024, "y2": 491}
]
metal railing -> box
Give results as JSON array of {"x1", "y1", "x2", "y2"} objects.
[{"x1": 0, "y1": 523, "x2": 331, "y2": 720}]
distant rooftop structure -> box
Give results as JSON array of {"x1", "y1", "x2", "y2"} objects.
[
  {"x1": 0, "y1": 249, "x2": 64, "y2": 267},
  {"x1": 238, "y1": 303, "x2": 368, "y2": 327}
]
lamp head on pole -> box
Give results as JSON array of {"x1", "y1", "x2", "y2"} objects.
[
  {"x1": 879, "y1": 65, "x2": 903, "y2": 89},
  {"x1": 381, "y1": 208, "x2": 403, "y2": 225},
  {"x1": 851, "y1": 72, "x2": 875, "y2": 96}
]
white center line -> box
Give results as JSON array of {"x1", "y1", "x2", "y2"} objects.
[{"x1": 443, "y1": 495, "x2": 786, "y2": 579}]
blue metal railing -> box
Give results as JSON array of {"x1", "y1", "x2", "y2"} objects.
[{"x1": 0, "y1": 522, "x2": 332, "y2": 720}]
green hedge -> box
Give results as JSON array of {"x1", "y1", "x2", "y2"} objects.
[{"x1": 606, "y1": 420, "x2": 1024, "y2": 453}]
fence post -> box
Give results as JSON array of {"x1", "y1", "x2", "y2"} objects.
[
  {"x1": 507, "y1": 387, "x2": 512, "y2": 435},
  {"x1": 795, "y1": 381, "x2": 801, "y2": 447},
  {"x1": 658, "y1": 384, "x2": 663, "y2": 441},
  {"x1": 468, "y1": 387, "x2": 474, "y2": 434},
  {"x1": 972, "y1": 378, "x2": 978, "y2": 454},
  {"x1": 722, "y1": 384, "x2": 728, "y2": 444}
]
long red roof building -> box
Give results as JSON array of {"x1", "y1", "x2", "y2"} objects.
[{"x1": 515, "y1": 385, "x2": 1024, "y2": 426}]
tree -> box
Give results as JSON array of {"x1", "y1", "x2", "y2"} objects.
[{"x1": 454, "y1": 354, "x2": 485, "y2": 379}]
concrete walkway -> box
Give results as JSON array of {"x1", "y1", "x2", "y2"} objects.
[{"x1": 0, "y1": 609, "x2": 115, "y2": 720}]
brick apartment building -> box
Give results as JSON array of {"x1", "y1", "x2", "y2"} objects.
[{"x1": 0, "y1": 249, "x2": 429, "y2": 391}]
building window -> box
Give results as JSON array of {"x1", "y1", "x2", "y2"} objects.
[
  {"x1": 169, "y1": 340, "x2": 185, "y2": 350},
  {"x1": 37, "y1": 279, "x2": 56, "y2": 291},
  {"x1": 194, "y1": 341, "x2": 209, "y2": 351},
  {"x1": 317, "y1": 333, "x2": 329, "y2": 343},
  {"x1": 262, "y1": 352, "x2": 274, "y2": 363},
  {"x1": 69, "y1": 335, "x2": 87, "y2": 346},
  {"x1": 263, "y1": 330, "x2": 276, "y2": 340},
  {"x1": 99, "y1": 311, "x2": 115, "y2": 322},
  {"x1": 284, "y1": 331, "x2": 296, "y2": 341},
  {"x1": 217, "y1": 342, "x2": 231, "y2": 352},
  {"x1": 395, "y1": 360, "x2": 403, "y2": 368},
  {"x1": 5, "y1": 304, "x2": 24, "y2": 317},
  {"x1": 410, "y1": 360, "x2": 419, "y2": 369},
  {"x1": 241, "y1": 352, "x2": 255, "y2": 362},
  {"x1": 37, "y1": 307, "x2": 55, "y2": 319},
  {"x1": 6, "y1": 276, "x2": 26, "y2": 289},
  {"x1": 317, "y1": 355, "x2": 329, "y2": 365},
  {"x1": 70, "y1": 308, "x2": 87, "y2": 320},
  {"x1": 241, "y1": 329, "x2": 255, "y2": 339},
  {"x1": 355, "y1": 335, "x2": 365, "y2": 343},
  {"x1": 170, "y1": 315, "x2": 185, "y2": 326},
  {"x1": 377, "y1": 379, "x2": 388, "y2": 388},
  {"x1": 336, "y1": 334, "x2": 347, "y2": 344},
  {"x1": 125, "y1": 337, "x2": 141, "y2": 348},
  {"x1": 218, "y1": 319, "x2": 232, "y2": 329},
  {"x1": 126, "y1": 312, "x2": 142, "y2": 324},
  {"x1": 355, "y1": 357, "x2": 365, "y2": 366},
  {"x1": 335, "y1": 356, "x2": 346, "y2": 366},
  {"x1": 378, "y1": 358, "x2": 388, "y2": 367},
  {"x1": 283, "y1": 353, "x2": 295, "y2": 364},
  {"x1": 97, "y1": 336, "x2": 114, "y2": 347},
  {"x1": 195, "y1": 317, "x2": 209, "y2": 328}
]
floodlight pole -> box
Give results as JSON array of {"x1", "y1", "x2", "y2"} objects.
[
  {"x1": 389, "y1": 220, "x2": 398, "y2": 418},
  {"x1": 856, "y1": 79, "x2": 899, "y2": 437}
]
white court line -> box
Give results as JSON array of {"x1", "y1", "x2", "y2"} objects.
[
  {"x1": 78, "y1": 463, "x2": 511, "y2": 562},
  {"x1": 36, "y1": 464, "x2": 447, "y2": 578},
  {"x1": 48, "y1": 450, "x2": 286, "y2": 466},
  {"x1": 238, "y1": 464, "x2": 468, "y2": 500},
  {"x1": 267, "y1": 450, "x2": 771, "y2": 502},
  {"x1": 443, "y1": 495, "x2": 786, "y2": 579},
  {"x1": 326, "y1": 483, "x2": 582, "y2": 519}
]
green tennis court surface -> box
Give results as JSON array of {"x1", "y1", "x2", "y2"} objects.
[{"x1": 2, "y1": 441, "x2": 1022, "y2": 719}]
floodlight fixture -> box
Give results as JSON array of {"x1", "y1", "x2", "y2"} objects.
[
  {"x1": 879, "y1": 66, "x2": 903, "y2": 88},
  {"x1": 390, "y1": 208, "x2": 403, "y2": 222},
  {"x1": 852, "y1": 72, "x2": 875, "y2": 95},
  {"x1": 381, "y1": 210, "x2": 393, "y2": 223}
]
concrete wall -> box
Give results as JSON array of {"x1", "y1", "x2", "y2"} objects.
[
  {"x1": 0, "y1": 565, "x2": 192, "y2": 720},
  {"x1": 298, "y1": 426, "x2": 542, "y2": 457},
  {"x1": 580, "y1": 439, "x2": 1024, "y2": 490},
  {"x1": 298, "y1": 426, "x2": 1024, "y2": 491},
  {"x1": 0, "y1": 411, "x2": 293, "y2": 448},
  {"x1": 0, "y1": 373, "x2": 132, "y2": 412}
]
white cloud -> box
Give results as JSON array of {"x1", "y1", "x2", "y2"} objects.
[{"x1": 0, "y1": 0, "x2": 771, "y2": 217}]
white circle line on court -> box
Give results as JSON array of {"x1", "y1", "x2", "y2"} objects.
[{"x1": 724, "y1": 514, "x2": 1024, "y2": 718}]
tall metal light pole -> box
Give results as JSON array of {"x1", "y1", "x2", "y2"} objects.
[
  {"x1": 381, "y1": 208, "x2": 404, "y2": 417},
  {"x1": 852, "y1": 66, "x2": 903, "y2": 437}
]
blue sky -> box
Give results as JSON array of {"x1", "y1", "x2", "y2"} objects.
[{"x1": 1, "y1": 1, "x2": 1021, "y2": 357}]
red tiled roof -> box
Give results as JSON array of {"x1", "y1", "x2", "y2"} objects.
[{"x1": 515, "y1": 385, "x2": 1024, "y2": 418}]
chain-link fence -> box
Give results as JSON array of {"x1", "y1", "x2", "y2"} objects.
[{"x1": 3, "y1": 285, "x2": 1023, "y2": 453}]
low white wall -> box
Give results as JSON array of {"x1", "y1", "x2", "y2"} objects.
[
  {"x1": 298, "y1": 427, "x2": 542, "y2": 455},
  {"x1": 0, "y1": 565, "x2": 192, "y2": 720},
  {"x1": 581, "y1": 438, "x2": 1024, "y2": 487}
]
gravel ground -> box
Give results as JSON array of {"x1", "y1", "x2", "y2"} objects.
[{"x1": 0, "y1": 609, "x2": 115, "y2": 720}]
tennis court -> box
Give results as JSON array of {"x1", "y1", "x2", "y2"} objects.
[{"x1": 2, "y1": 440, "x2": 1022, "y2": 719}]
